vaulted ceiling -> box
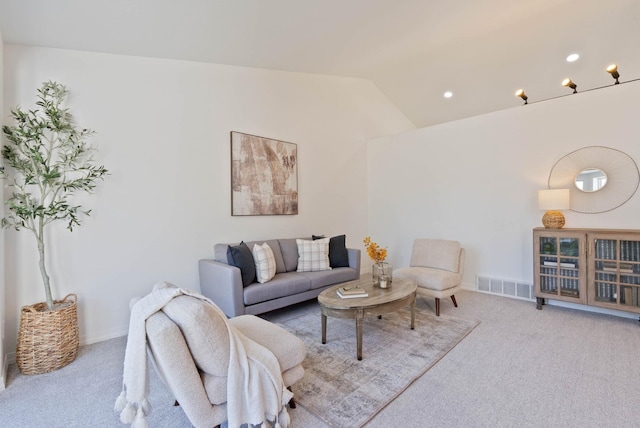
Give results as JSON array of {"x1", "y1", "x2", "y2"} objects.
[{"x1": 1, "y1": 0, "x2": 639, "y2": 127}]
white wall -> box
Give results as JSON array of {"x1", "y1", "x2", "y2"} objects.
[
  {"x1": 2, "y1": 44, "x2": 415, "y2": 356},
  {"x1": 368, "y1": 81, "x2": 640, "y2": 292}
]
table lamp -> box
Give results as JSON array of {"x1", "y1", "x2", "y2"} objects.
[{"x1": 538, "y1": 189, "x2": 570, "y2": 229}]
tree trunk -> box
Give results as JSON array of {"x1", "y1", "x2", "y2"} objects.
[{"x1": 37, "y1": 221, "x2": 54, "y2": 311}]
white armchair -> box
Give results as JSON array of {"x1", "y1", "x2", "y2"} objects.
[
  {"x1": 140, "y1": 291, "x2": 306, "y2": 427},
  {"x1": 394, "y1": 239, "x2": 465, "y2": 316}
]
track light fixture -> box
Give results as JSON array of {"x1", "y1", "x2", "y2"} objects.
[
  {"x1": 562, "y1": 78, "x2": 577, "y2": 93},
  {"x1": 607, "y1": 64, "x2": 620, "y2": 84},
  {"x1": 513, "y1": 63, "x2": 634, "y2": 105},
  {"x1": 515, "y1": 89, "x2": 528, "y2": 104}
]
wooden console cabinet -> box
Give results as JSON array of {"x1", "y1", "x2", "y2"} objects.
[{"x1": 533, "y1": 228, "x2": 640, "y2": 315}]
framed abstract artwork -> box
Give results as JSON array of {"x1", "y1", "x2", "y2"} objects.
[{"x1": 230, "y1": 131, "x2": 298, "y2": 215}]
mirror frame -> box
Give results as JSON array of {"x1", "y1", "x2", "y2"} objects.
[{"x1": 548, "y1": 146, "x2": 639, "y2": 214}]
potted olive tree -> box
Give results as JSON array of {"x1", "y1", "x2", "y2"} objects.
[{"x1": 1, "y1": 81, "x2": 108, "y2": 374}]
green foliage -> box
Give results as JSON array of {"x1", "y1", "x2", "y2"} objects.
[{"x1": 1, "y1": 81, "x2": 108, "y2": 310}]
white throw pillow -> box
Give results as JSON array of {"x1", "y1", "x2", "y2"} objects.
[
  {"x1": 253, "y1": 242, "x2": 276, "y2": 283},
  {"x1": 296, "y1": 238, "x2": 331, "y2": 272}
]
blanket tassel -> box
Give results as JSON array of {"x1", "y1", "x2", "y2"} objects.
[
  {"x1": 141, "y1": 398, "x2": 152, "y2": 415},
  {"x1": 120, "y1": 403, "x2": 136, "y2": 424},
  {"x1": 132, "y1": 407, "x2": 149, "y2": 428},
  {"x1": 114, "y1": 390, "x2": 127, "y2": 412},
  {"x1": 277, "y1": 406, "x2": 290, "y2": 428}
]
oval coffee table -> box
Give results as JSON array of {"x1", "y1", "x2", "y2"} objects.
[{"x1": 318, "y1": 277, "x2": 417, "y2": 360}]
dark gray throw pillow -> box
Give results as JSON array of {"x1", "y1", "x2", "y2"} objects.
[
  {"x1": 328, "y1": 234, "x2": 349, "y2": 268},
  {"x1": 227, "y1": 242, "x2": 256, "y2": 287},
  {"x1": 314, "y1": 234, "x2": 350, "y2": 268}
]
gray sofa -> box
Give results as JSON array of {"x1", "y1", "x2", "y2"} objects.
[{"x1": 198, "y1": 237, "x2": 361, "y2": 317}]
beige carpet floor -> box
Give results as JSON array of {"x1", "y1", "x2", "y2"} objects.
[{"x1": 2, "y1": 290, "x2": 640, "y2": 427}]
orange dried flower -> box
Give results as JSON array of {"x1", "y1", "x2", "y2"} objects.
[{"x1": 363, "y1": 236, "x2": 387, "y2": 263}]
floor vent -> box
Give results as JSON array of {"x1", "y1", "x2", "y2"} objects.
[{"x1": 476, "y1": 275, "x2": 534, "y2": 301}]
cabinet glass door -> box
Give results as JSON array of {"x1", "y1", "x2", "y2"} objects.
[
  {"x1": 593, "y1": 238, "x2": 640, "y2": 307},
  {"x1": 538, "y1": 236, "x2": 580, "y2": 298},
  {"x1": 593, "y1": 239, "x2": 618, "y2": 303},
  {"x1": 619, "y1": 238, "x2": 640, "y2": 308}
]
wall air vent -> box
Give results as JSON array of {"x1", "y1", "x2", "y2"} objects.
[{"x1": 476, "y1": 275, "x2": 534, "y2": 301}]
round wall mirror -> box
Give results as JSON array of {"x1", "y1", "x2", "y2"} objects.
[
  {"x1": 574, "y1": 168, "x2": 607, "y2": 192},
  {"x1": 548, "y1": 146, "x2": 639, "y2": 213}
]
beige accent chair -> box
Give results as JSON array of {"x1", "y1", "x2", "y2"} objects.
[
  {"x1": 140, "y1": 293, "x2": 306, "y2": 428},
  {"x1": 394, "y1": 239, "x2": 465, "y2": 316}
]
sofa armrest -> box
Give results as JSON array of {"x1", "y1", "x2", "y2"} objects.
[
  {"x1": 198, "y1": 259, "x2": 245, "y2": 317},
  {"x1": 347, "y1": 248, "x2": 361, "y2": 279}
]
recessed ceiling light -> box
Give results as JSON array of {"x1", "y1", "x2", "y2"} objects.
[
  {"x1": 566, "y1": 53, "x2": 580, "y2": 62},
  {"x1": 443, "y1": 91, "x2": 453, "y2": 98}
]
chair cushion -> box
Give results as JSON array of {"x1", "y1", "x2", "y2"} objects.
[
  {"x1": 410, "y1": 239, "x2": 461, "y2": 273},
  {"x1": 203, "y1": 315, "x2": 307, "y2": 404},
  {"x1": 201, "y1": 373, "x2": 227, "y2": 405},
  {"x1": 395, "y1": 266, "x2": 462, "y2": 291},
  {"x1": 229, "y1": 315, "x2": 306, "y2": 372},
  {"x1": 162, "y1": 295, "x2": 230, "y2": 377}
]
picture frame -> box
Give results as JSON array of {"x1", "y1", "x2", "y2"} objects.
[{"x1": 230, "y1": 131, "x2": 298, "y2": 216}]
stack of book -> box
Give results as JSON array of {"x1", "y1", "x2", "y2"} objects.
[{"x1": 336, "y1": 285, "x2": 368, "y2": 299}]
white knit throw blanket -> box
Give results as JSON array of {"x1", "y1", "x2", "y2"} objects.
[{"x1": 114, "y1": 281, "x2": 292, "y2": 428}]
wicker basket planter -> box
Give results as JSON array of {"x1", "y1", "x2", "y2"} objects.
[{"x1": 16, "y1": 293, "x2": 79, "y2": 375}]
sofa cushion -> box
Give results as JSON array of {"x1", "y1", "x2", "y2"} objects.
[
  {"x1": 296, "y1": 238, "x2": 331, "y2": 272},
  {"x1": 161, "y1": 295, "x2": 230, "y2": 378},
  {"x1": 410, "y1": 239, "x2": 461, "y2": 273},
  {"x1": 298, "y1": 267, "x2": 359, "y2": 289},
  {"x1": 244, "y1": 239, "x2": 286, "y2": 274},
  {"x1": 243, "y1": 272, "x2": 311, "y2": 305},
  {"x1": 252, "y1": 242, "x2": 276, "y2": 283},
  {"x1": 313, "y1": 234, "x2": 349, "y2": 268},
  {"x1": 214, "y1": 243, "x2": 229, "y2": 263},
  {"x1": 227, "y1": 242, "x2": 256, "y2": 286},
  {"x1": 278, "y1": 238, "x2": 299, "y2": 272}
]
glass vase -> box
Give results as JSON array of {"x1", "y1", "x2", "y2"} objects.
[{"x1": 372, "y1": 262, "x2": 392, "y2": 288}]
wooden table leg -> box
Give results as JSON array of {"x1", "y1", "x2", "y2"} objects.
[
  {"x1": 321, "y1": 313, "x2": 327, "y2": 344},
  {"x1": 356, "y1": 310, "x2": 363, "y2": 360}
]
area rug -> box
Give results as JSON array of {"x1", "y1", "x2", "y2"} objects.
[{"x1": 276, "y1": 300, "x2": 479, "y2": 428}]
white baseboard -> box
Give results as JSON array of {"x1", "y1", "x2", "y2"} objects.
[
  {"x1": 474, "y1": 274, "x2": 639, "y2": 321},
  {"x1": 545, "y1": 298, "x2": 640, "y2": 320},
  {"x1": 80, "y1": 327, "x2": 128, "y2": 347},
  {"x1": 5, "y1": 351, "x2": 15, "y2": 368},
  {"x1": 0, "y1": 353, "x2": 7, "y2": 392}
]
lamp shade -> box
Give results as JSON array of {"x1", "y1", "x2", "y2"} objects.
[{"x1": 538, "y1": 189, "x2": 570, "y2": 210}]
